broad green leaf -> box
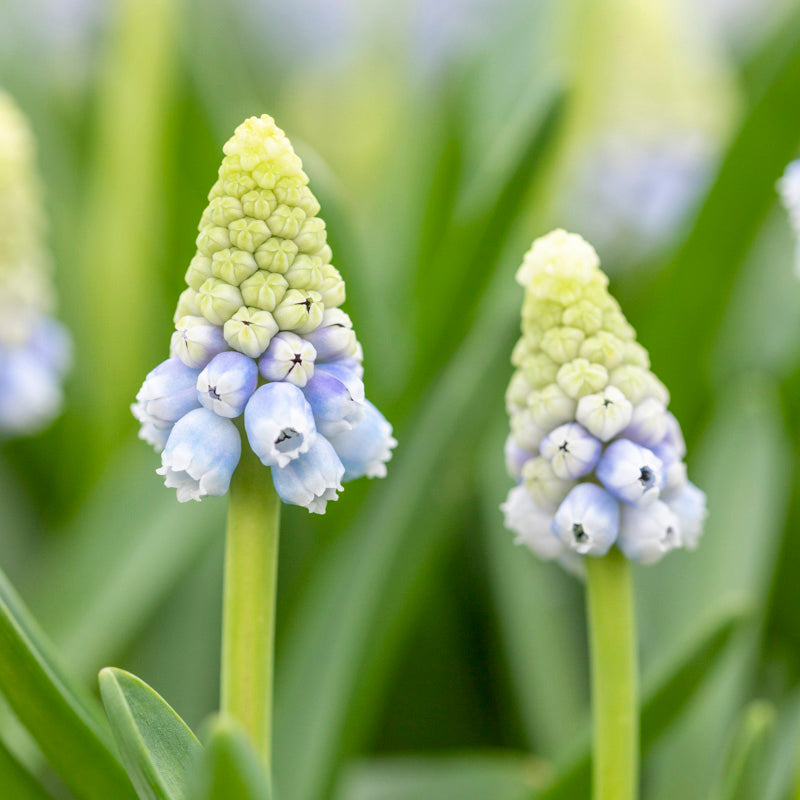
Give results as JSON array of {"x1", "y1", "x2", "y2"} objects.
[
  {"x1": 73, "y1": 0, "x2": 180, "y2": 469},
  {"x1": 761, "y1": 691, "x2": 800, "y2": 800},
  {"x1": 634, "y1": 10, "x2": 800, "y2": 439},
  {"x1": 533, "y1": 608, "x2": 742, "y2": 799},
  {"x1": 0, "y1": 568, "x2": 135, "y2": 799},
  {"x1": 99, "y1": 668, "x2": 201, "y2": 800},
  {"x1": 191, "y1": 717, "x2": 271, "y2": 800},
  {"x1": 641, "y1": 379, "x2": 792, "y2": 800},
  {"x1": 713, "y1": 700, "x2": 775, "y2": 800},
  {"x1": 0, "y1": 738, "x2": 53, "y2": 800},
  {"x1": 28, "y1": 444, "x2": 224, "y2": 683},
  {"x1": 333, "y1": 754, "x2": 549, "y2": 800}
]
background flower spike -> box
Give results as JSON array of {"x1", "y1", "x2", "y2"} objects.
[
  {"x1": 0, "y1": 90, "x2": 71, "y2": 435},
  {"x1": 502, "y1": 229, "x2": 707, "y2": 566},
  {"x1": 132, "y1": 114, "x2": 395, "y2": 512}
]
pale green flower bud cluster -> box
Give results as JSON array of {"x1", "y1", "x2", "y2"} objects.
[
  {"x1": 0, "y1": 91, "x2": 54, "y2": 345},
  {"x1": 178, "y1": 115, "x2": 345, "y2": 358},
  {"x1": 503, "y1": 230, "x2": 706, "y2": 568}
]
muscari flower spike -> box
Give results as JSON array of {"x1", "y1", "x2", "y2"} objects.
[
  {"x1": 501, "y1": 229, "x2": 707, "y2": 568},
  {"x1": 132, "y1": 115, "x2": 395, "y2": 511},
  {"x1": 778, "y1": 160, "x2": 800, "y2": 276},
  {"x1": 0, "y1": 91, "x2": 71, "y2": 435}
]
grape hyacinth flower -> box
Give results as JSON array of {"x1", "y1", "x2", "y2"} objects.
[
  {"x1": 132, "y1": 115, "x2": 395, "y2": 512},
  {"x1": 129, "y1": 114, "x2": 395, "y2": 777},
  {"x1": 502, "y1": 229, "x2": 707, "y2": 800},
  {"x1": 0, "y1": 91, "x2": 71, "y2": 435},
  {"x1": 503, "y1": 229, "x2": 706, "y2": 567},
  {"x1": 778, "y1": 160, "x2": 800, "y2": 276}
]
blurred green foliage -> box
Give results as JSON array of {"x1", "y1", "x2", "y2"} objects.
[{"x1": 1, "y1": 0, "x2": 800, "y2": 797}]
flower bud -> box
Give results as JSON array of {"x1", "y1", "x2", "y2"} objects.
[
  {"x1": 540, "y1": 422, "x2": 602, "y2": 480},
  {"x1": 258, "y1": 331, "x2": 316, "y2": 387},
  {"x1": 133, "y1": 357, "x2": 201, "y2": 429},
  {"x1": 198, "y1": 278, "x2": 244, "y2": 325},
  {"x1": 327, "y1": 400, "x2": 396, "y2": 480},
  {"x1": 244, "y1": 382, "x2": 316, "y2": 468},
  {"x1": 552, "y1": 483, "x2": 619, "y2": 556},
  {"x1": 271, "y1": 435, "x2": 344, "y2": 514},
  {"x1": 197, "y1": 351, "x2": 258, "y2": 418},
  {"x1": 222, "y1": 307, "x2": 278, "y2": 358},
  {"x1": 596, "y1": 438, "x2": 663, "y2": 506},
  {"x1": 170, "y1": 316, "x2": 228, "y2": 369},
  {"x1": 617, "y1": 500, "x2": 681, "y2": 564},
  {"x1": 302, "y1": 371, "x2": 364, "y2": 437},
  {"x1": 501, "y1": 485, "x2": 565, "y2": 561},
  {"x1": 575, "y1": 386, "x2": 633, "y2": 441},
  {"x1": 158, "y1": 408, "x2": 241, "y2": 502},
  {"x1": 302, "y1": 309, "x2": 357, "y2": 362},
  {"x1": 273, "y1": 289, "x2": 324, "y2": 333}
]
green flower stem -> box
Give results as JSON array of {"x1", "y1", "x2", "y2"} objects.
[
  {"x1": 586, "y1": 547, "x2": 639, "y2": 800},
  {"x1": 221, "y1": 441, "x2": 280, "y2": 774}
]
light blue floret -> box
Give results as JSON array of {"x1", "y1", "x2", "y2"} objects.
[
  {"x1": 0, "y1": 346, "x2": 63, "y2": 434},
  {"x1": 328, "y1": 400, "x2": 396, "y2": 481},
  {"x1": 158, "y1": 407, "x2": 241, "y2": 502},
  {"x1": 314, "y1": 359, "x2": 365, "y2": 402},
  {"x1": 539, "y1": 422, "x2": 601, "y2": 480},
  {"x1": 132, "y1": 357, "x2": 201, "y2": 430},
  {"x1": 197, "y1": 351, "x2": 258, "y2": 418},
  {"x1": 301, "y1": 371, "x2": 364, "y2": 437},
  {"x1": 552, "y1": 483, "x2": 619, "y2": 557},
  {"x1": 244, "y1": 381, "x2": 316, "y2": 469},
  {"x1": 271, "y1": 434, "x2": 345, "y2": 514},
  {"x1": 596, "y1": 438, "x2": 664, "y2": 506}
]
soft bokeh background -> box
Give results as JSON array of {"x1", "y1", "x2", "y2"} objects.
[{"x1": 1, "y1": 0, "x2": 800, "y2": 797}]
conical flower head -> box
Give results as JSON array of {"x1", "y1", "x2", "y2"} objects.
[
  {"x1": 182, "y1": 114, "x2": 339, "y2": 354},
  {"x1": 0, "y1": 90, "x2": 70, "y2": 435},
  {"x1": 134, "y1": 114, "x2": 394, "y2": 511},
  {"x1": 502, "y1": 229, "x2": 706, "y2": 567}
]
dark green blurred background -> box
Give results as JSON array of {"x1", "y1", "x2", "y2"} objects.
[{"x1": 2, "y1": 0, "x2": 800, "y2": 798}]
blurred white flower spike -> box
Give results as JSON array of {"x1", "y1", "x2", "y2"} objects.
[
  {"x1": 778, "y1": 160, "x2": 800, "y2": 276},
  {"x1": 0, "y1": 91, "x2": 71, "y2": 435},
  {"x1": 502, "y1": 230, "x2": 707, "y2": 568},
  {"x1": 133, "y1": 115, "x2": 395, "y2": 511}
]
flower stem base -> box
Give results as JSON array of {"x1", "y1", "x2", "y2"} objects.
[
  {"x1": 221, "y1": 442, "x2": 280, "y2": 772},
  {"x1": 586, "y1": 547, "x2": 639, "y2": 800}
]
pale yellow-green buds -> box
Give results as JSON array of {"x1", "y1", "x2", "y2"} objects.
[{"x1": 183, "y1": 115, "x2": 343, "y2": 358}]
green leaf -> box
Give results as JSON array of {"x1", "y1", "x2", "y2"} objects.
[
  {"x1": 99, "y1": 668, "x2": 201, "y2": 800},
  {"x1": 639, "y1": 379, "x2": 792, "y2": 799},
  {"x1": 0, "y1": 568, "x2": 136, "y2": 799},
  {"x1": 0, "y1": 738, "x2": 53, "y2": 800},
  {"x1": 334, "y1": 754, "x2": 549, "y2": 800},
  {"x1": 635, "y1": 10, "x2": 800, "y2": 440},
  {"x1": 28, "y1": 444, "x2": 224, "y2": 683},
  {"x1": 191, "y1": 717, "x2": 271, "y2": 800},
  {"x1": 713, "y1": 700, "x2": 776, "y2": 800},
  {"x1": 534, "y1": 608, "x2": 743, "y2": 799}
]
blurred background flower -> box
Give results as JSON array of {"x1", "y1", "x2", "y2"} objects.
[{"x1": 1, "y1": 0, "x2": 800, "y2": 798}]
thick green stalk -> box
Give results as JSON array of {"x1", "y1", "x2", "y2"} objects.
[
  {"x1": 221, "y1": 444, "x2": 280, "y2": 774},
  {"x1": 586, "y1": 547, "x2": 639, "y2": 800}
]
